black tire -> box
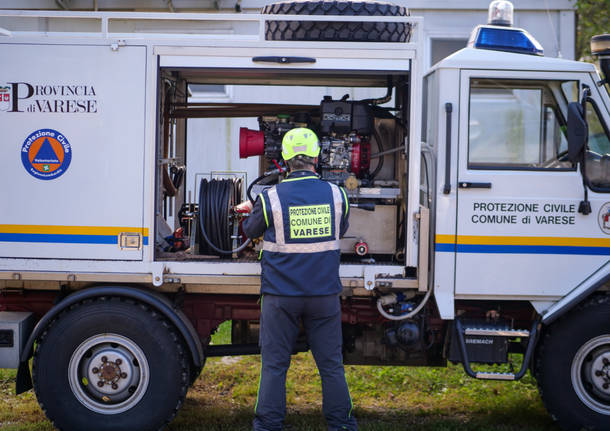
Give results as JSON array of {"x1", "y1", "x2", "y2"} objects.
[
  {"x1": 32, "y1": 297, "x2": 190, "y2": 431},
  {"x1": 262, "y1": 0, "x2": 412, "y2": 42},
  {"x1": 535, "y1": 295, "x2": 610, "y2": 430}
]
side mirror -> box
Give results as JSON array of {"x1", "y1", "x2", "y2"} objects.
[{"x1": 567, "y1": 102, "x2": 587, "y2": 163}]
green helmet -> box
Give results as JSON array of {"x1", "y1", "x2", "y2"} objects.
[{"x1": 281, "y1": 128, "x2": 320, "y2": 160}]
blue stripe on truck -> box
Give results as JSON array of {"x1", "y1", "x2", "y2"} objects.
[{"x1": 0, "y1": 233, "x2": 149, "y2": 245}]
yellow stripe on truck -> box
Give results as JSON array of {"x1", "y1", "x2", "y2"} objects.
[
  {"x1": 0, "y1": 224, "x2": 149, "y2": 236},
  {"x1": 435, "y1": 234, "x2": 610, "y2": 248}
]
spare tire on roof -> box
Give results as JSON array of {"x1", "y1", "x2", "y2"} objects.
[{"x1": 262, "y1": 0, "x2": 412, "y2": 43}]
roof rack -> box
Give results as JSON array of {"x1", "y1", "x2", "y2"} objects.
[{"x1": 0, "y1": 9, "x2": 422, "y2": 49}]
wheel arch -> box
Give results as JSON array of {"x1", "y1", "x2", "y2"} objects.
[
  {"x1": 531, "y1": 271, "x2": 610, "y2": 375},
  {"x1": 533, "y1": 292, "x2": 610, "y2": 428},
  {"x1": 16, "y1": 285, "x2": 204, "y2": 394},
  {"x1": 541, "y1": 265, "x2": 610, "y2": 326}
]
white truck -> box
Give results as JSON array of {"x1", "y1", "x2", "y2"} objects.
[{"x1": 0, "y1": 1, "x2": 608, "y2": 430}]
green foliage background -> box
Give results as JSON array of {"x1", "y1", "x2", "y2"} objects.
[{"x1": 575, "y1": 0, "x2": 610, "y2": 60}]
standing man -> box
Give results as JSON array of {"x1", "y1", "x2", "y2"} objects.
[{"x1": 239, "y1": 127, "x2": 357, "y2": 431}]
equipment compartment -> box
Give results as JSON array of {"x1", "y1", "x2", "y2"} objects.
[{"x1": 155, "y1": 68, "x2": 410, "y2": 266}]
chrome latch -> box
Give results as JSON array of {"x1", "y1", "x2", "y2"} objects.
[{"x1": 118, "y1": 232, "x2": 142, "y2": 250}]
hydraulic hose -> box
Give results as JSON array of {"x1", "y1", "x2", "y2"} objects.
[
  {"x1": 247, "y1": 168, "x2": 282, "y2": 203},
  {"x1": 198, "y1": 178, "x2": 251, "y2": 255},
  {"x1": 376, "y1": 286, "x2": 433, "y2": 321},
  {"x1": 362, "y1": 77, "x2": 393, "y2": 106},
  {"x1": 247, "y1": 173, "x2": 268, "y2": 203}
]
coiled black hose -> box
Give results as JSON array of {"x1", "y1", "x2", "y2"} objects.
[{"x1": 198, "y1": 178, "x2": 251, "y2": 255}]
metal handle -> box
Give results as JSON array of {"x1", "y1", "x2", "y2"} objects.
[
  {"x1": 252, "y1": 56, "x2": 316, "y2": 64},
  {"x1": 458, "y1": 182, "x2": 492, "y2": 189},
  {"x1": 351, "y1": 202, "x2": 375, "y2": 211},
  {"x1": 443, "y1": 103, "x2": 452, "y2": 194}
]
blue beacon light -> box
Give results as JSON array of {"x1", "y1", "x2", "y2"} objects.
[{"x1": 468, "y1": 1, "x2": 544, "y2": 56}]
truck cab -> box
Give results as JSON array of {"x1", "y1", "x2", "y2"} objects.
[{"x1": 427, "y1": 43, "x2": 610, "y2": 319}]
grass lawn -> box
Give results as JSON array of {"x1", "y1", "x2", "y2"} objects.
[{"x1": 0, "y1": 322, "x2": 560, "y2": 430}]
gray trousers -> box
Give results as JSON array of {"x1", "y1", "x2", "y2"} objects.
[{"x1": 253, "y1": 294, "x2": 357, "y2": 431}]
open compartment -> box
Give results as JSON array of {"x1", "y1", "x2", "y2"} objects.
[{"x1": 154, "y1": 65, "x2": 412, "y2": 270}]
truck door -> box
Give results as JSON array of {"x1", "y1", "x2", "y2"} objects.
[
  {"x1": 0, "y1": 44, "x2": 147, "y2": 260},
  {"x1": 454, "y1": 70, "x2": 609, "y2": 298}
]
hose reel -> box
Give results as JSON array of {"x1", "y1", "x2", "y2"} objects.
[{"x1": 197, "y1": 178, "x2": 251, "y2": 255}]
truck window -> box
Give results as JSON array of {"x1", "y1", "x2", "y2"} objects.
[
  {"x1": 468, "y1": 79, "x2": 575, "y2": 170},
  {"x1": 584, "y1": 99, "x2": 610, "y2": 189}
]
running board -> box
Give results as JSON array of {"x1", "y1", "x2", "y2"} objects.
[
  {"x1": 475, "y1": 372, "x2": 516, "y2": 381},
  {"x1": 454, "y1": 318, "x2": 539, "y2": 381},
  {"x1": 464, "y1": 328, "x2": 530, "y2": 337}
]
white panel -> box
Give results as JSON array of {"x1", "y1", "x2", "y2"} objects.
[
  {"x1": 161, "y1": 55, "x2": 411, "y2": 71},
  {"x1": 0, "y1": 43, "x2": 147, "y2": 260},
  {"x1": 432, "y1": 68, "x2": 460, "y2": 319}
]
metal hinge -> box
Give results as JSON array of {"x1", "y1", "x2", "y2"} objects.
[{"x1": 110, "y1": 40, "x2": 126, "y2": 51}]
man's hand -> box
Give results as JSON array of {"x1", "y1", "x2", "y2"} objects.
[{"x1": 234, "y1": 200, "x2": 254, "y2": 214}]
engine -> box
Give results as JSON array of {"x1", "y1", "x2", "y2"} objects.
[
  {"x1": 232, "y1": 95, "x2": 402, "y2": 259},
  {"x1": 239, "y1": 96, "x2": 374, "y2": 187},
  {"x1": 319, "y1": 133, "x2": 370, "y2": 184}
]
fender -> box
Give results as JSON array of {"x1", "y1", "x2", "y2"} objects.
[
  {"x1": 16, "y1": 286, "x2": 204, "y2": 394},
  {"x1": 541, "y1": 261, "x2": 610, "y2": 325}
]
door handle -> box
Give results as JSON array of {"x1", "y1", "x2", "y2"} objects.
[
  {"x1": 252, "y1": 56, "x2": 316, "y2": 64},
  {"x1": 458, "y1": 182, "x2": 492, "y2": 189},
  {"x1": 443, "y1": 103, "x2": 452, "y2": 194}
]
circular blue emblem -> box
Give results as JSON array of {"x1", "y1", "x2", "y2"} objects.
[{"x1": 21, "y1": 129, "x2": 72, "y2": 180}]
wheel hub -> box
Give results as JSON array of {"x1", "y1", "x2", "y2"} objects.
[
  {"x1": 591, "y1": 353, "x2": 610, "y2": 393},
  {"x1": 571, "y1": 335, "x2": 610, "y2": 415},
  {"x1": 89, "y1": 351, "x2": 132, "y2": 394},
  {"x1": 68, "y1": 334, "x2": 149, "y2": 415}
]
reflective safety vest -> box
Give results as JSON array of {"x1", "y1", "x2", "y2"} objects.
[{"x1": 259, "y1": 172, "x2": 349, "y2": 296}]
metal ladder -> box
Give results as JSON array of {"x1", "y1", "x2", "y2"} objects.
[{"x1": 454, "y1": 318, "x2": 539, "y2": 381}]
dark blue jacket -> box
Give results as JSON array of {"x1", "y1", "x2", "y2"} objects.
[{"x1": 242, "y1": 170, "x2": 349, "y2": 296}]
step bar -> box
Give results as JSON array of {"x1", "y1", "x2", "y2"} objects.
[
  {"x1": 464, "y1": 328, "x2": 531, "y2": 337},
  {"x1": 454, "y1": 318, "x2": 539, "y2": 381}
]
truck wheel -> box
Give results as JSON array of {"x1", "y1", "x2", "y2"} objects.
[
  {"x1": 32, "y1": 297, "x2": 190, "y2": 431},
  {"x1": 262, "y1": 0, "x2": 411, "y2": 42},
  {"x1": 535, "y1": 295, "x2": 610, "y2": 430}
]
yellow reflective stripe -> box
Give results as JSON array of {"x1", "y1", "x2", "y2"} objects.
[
  {"x1": 263, "y1": 240, "x2": 340, "y2": 253},
  {"x1": 435, "y1": 234, "x2": 610, "y2": 248},
  {"x1": 339, "y1": 186, "x2": 349, "y2": 217},
  {"x1": 260, "y1": 195, "x2": 269, "y2": 228},
  {"x1": 280, "y1": 175, "x2": 318, "y2": 183},
  {"x1": 329, "y1": 183, "x2": 343, "y2": 241},
  {"x1": 268, "y1": 187, "x2": 285, "y2": 245},
  {"x1": 0, "y1": 224, "x2": 149, "y2": 236}
]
